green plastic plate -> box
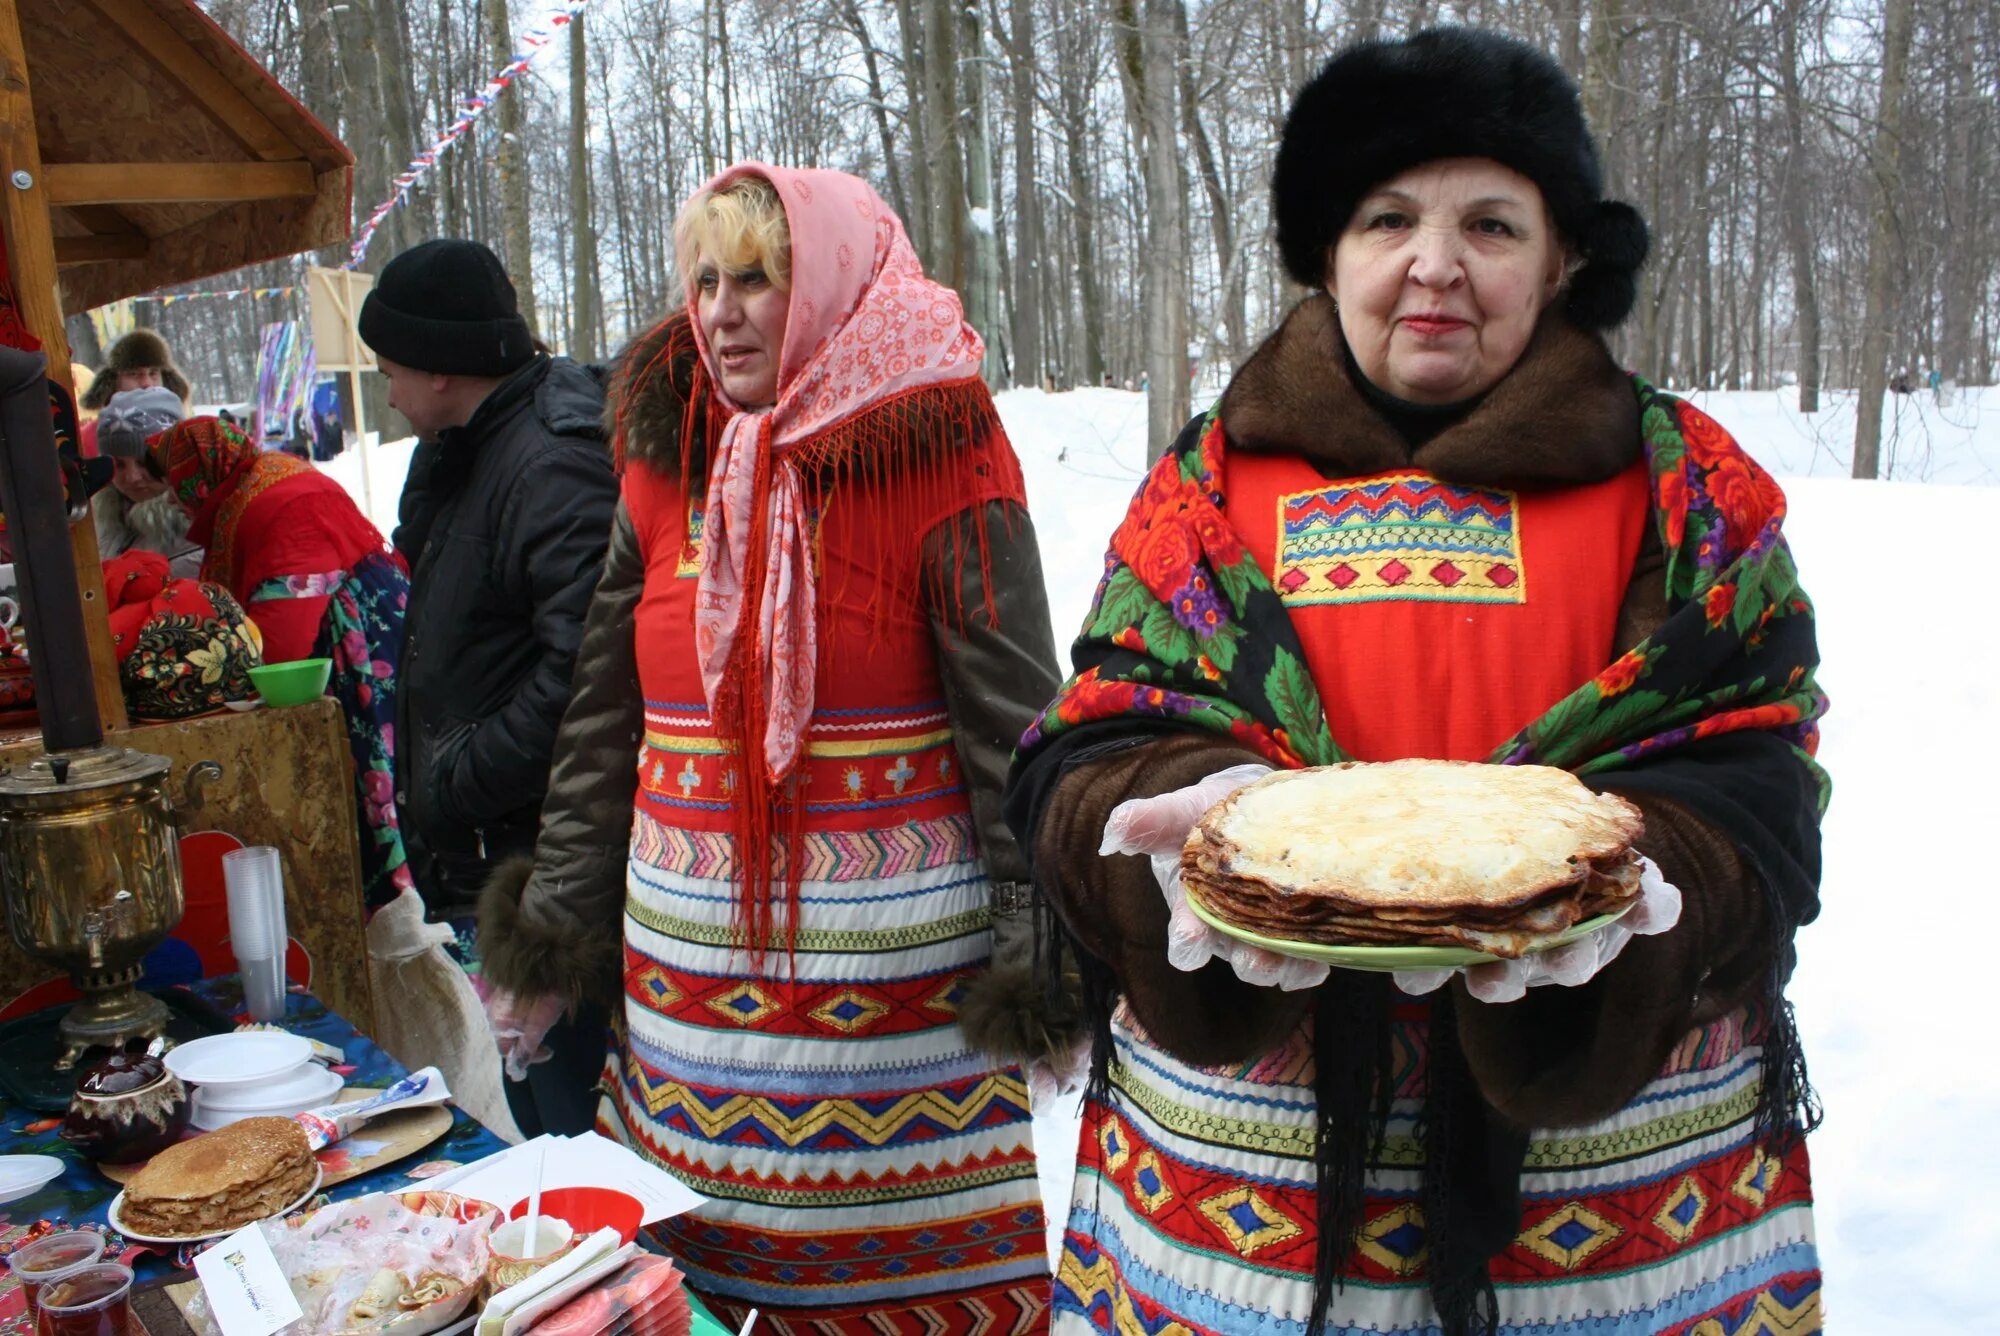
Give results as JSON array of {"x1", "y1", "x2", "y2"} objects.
[{"x1": 1184, "y1": 896, "x2": 1634, "y2": 972}]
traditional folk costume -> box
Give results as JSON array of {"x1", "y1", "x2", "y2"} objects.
[
  {"x1": 152, "y1": 417, "x2": 413, "y2": 906},
  {"x1": 480, "y1": 166, "x2": 1058, "y2": 1335},
  {"x1": 1008, "y1": 297, "x2": 1828, "y2": 1335}
]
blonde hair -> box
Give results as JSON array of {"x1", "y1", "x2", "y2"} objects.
[{"x1": 674, "y1": 176, "x2": 792, "y2": 292}]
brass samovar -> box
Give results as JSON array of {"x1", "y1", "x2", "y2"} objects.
[
  {"x1": 0, "y1": 347, "x2": 222, "y2": 1067},
  {"x1": 0, "y1": 749, "x2": 220, "y2": 1066}
]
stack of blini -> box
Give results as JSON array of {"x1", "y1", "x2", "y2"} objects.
[
  {"x1": 1180, "y1": 760, "x2": 1645, "y2": 959},
  {"x1": 120, "y1": 1116, "x2": 316, "y2": 1237}
]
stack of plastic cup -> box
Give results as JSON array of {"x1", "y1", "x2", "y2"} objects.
[{"x1": 223, "y1": 846, "x2": 288, "y2": 1021}]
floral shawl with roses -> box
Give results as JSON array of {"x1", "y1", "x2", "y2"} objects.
[
  {"x1": 1010, "y1": 376, "x2": 1829, "y2": 1332},
  {"x1": 1016, "y1": 376, "x2": 1829, "y2": 1134}
]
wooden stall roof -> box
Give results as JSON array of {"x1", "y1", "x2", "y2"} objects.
[{"x1": 24, "y1": 0, "x2": 353, "y2": 314}]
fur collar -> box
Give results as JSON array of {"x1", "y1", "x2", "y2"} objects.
[
  {"x1": 1219, "y1": 294, "x2": 1639, "y2": 485},
  {"x1": 605, "y1": 313, "x2": 708, "y2": 475}
]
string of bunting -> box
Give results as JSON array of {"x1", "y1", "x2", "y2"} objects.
[
  {"x1": 347, "y1": 0, "x2": 593, "y2": 268},
  {"x1": 144, "y1": 286, "x2": 299, "y2": 304}
]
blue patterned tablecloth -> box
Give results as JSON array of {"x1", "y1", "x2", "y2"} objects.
[{"x1": 0, "y1": 976, "x2": 513, "y2": 1305}]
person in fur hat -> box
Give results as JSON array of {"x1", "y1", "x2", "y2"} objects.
[
  {"x1": 1007, "y1": 27, "x2": 1827, "y2": 1336},
  {"x1": 80, "y1": 329, "x2": 192, "y2": 411},
  {"x1": 477, "y1": 166, "x2": 1063, "y2": 1332},
  {"x1": 92, "y1": 387, "x2": 203, "y2": 580}
]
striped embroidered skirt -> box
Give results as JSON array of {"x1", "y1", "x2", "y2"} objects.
[
  {"x1": 601, "y1": 807, "x2": 1051, "y2": 1335},
  {"x1": 1055, "y1": 1004, "x2": 1820, "y2": 1334}
]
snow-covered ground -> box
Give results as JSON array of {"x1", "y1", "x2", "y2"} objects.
[{"x1": 331, "y1": 384, "x2": 1995, "y2": 1330}]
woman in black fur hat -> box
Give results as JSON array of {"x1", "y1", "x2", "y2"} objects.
[{"x1": 1007, "y1": 26, "x2": 1827, "y2": 1336}]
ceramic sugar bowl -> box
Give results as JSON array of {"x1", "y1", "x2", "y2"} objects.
[{"x1": 60, "y1": 1052, "x2": 189, "y2": 1163}]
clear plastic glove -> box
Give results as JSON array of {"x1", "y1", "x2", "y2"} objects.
[
  {"x1": 1024, "y1": 1033, "x2": 1094, "y2": 1109},
  {"x1": 1393, "y1": 855, "x2": 1684, "y2": 1004},
  {"x1": 1101, "y1": 764, "x2": 1331, "y2": 992},
  {"x1": 485, "y1": 989, "x2": 564, "y2": 1082}
]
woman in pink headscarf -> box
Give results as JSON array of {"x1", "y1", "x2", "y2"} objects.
[{"x1": 477, "y1": 166, "x2": 1063, "y2": 1332}]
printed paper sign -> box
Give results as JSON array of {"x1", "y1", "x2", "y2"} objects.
[{"x1": 193, "y1": 1225, "x2": 304, "y2": 1336}]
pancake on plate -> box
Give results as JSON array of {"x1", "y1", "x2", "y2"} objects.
[
  {"x1": 121, "y1": 1114, "x2": 316, "y2": 1237},
  {"x1": 1181, "y1": 760, "x2": 1644, "y2": 957}
]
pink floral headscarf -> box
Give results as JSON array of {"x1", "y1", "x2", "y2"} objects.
[{"x1": 684, "y1": 164, "x2": 987, "y2": 786}]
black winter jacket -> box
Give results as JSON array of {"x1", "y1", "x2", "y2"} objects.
[{"x1": 393, "y1": 355, "x2": 618, "y2": 902}]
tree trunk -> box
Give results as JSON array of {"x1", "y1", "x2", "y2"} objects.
[
  {"x1": 959, "y1": 0, "x2": 1004, "y2": 385},
  {"x1": 1173, "y1": 0, "x2": 1241, "y2": 364},
  {"x1": 839, "y1": 0, "x2": 912, "y2": 229},
  {"x1": 568, "y1": 13, "x2": 599, "y2": 361},
  {"x1": 1003, "y1": 0, "x2": 1044, "y2": 387},
  {"x1": 894, "y1": 0, "x2": 935, "y2": 267},
  {"x1": 484, "y1": 0, "x2": 538, "y2": 332},
  {"x1": 1581, "y1": 0, "x2": 1623, "y2": 185},
  {"x1": 1057, "y1": 22, "x2": 1108, "y2": 386},
  {"x1": 921, "y1": 0, "x2": 968, "y2": 294},
  {"x1": 371, "y1": 0, "x2": 431, "y2": 245},
  {"x1": 1778, "y1": 0, "x2": 1822, "y2": 411},
  {"x1": 1936, "y1": 0, "x2": 1978, "y2": 383},
  {"x1": 1115, "y1": 0, "x2": 1191, "y2": 458},
  {"x1": 1853, "y1": 0, "x2": 1915, "y2": 480}
]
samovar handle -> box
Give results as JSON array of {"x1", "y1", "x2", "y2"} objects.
[{"x1": 170, "y1": 760, "x2": 225, "y2": 828}]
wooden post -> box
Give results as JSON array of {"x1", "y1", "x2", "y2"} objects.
[{"x1": 0, "y1": 0, "x2": 128, "y2": 730}]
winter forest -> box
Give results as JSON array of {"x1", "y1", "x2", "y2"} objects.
[{"x1": 75, "y1": 0, "x2": 2000, "y2": 476}]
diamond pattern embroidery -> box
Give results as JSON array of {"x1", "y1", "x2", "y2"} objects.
[
  {"x1": 1276, "y1": 474, "x2": 1526, "y2": 606},
  {"x1": 808, "y1": 989, "x2": 889, "y2": 1034},
  {"x1": 632, "y1": 965, "x2": 683, "y2": 1009},
  {"x1": 1097, "y1": 1121, "x2": 1130, "y2": 1175},
  {"x1": 1653, "y1": 1176, "x2": 1709, "y2": 1245},
  {"x1": 1197, "y1": 1186, "x2": 1305, "y2": 1258},
  {"x1": 1354, "y1": 1203, "x2": 1427, "y2": 1277},
  {"x1": 705, "y1": 982, "x2": 781, "y2": 1027},
  {"x1": 1519, "y1": 1202, "x2": 1623, "y2": 1270},
  {"x1": 1131, "y1": 1152, "x2": 1174, "y2": 1215},
  {"x1": 1733, "y1": 1150, "x2": 1780, "y2": 1208}
]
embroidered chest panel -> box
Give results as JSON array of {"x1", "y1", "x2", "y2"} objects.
[{"x1": 1275, "y1": 471, "x2": 1525, "y2": 606}]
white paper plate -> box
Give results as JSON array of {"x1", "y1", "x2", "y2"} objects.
[
  {"x1": 107, "y1": 1165, "x2": 321, "y2": 1244},
  {"x1": 164, "y1": 1032, "x2": 313, "y2": 1089},
  {"x1": 191, "y1": 1065, "x2": 343, "y2": 1129},
  {"x1": 0, "y1": 1154, "x2": 64, "y2": 1204}
]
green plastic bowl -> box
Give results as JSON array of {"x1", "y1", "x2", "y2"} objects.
[{"x1": 248, "y1": 657, "x2": 332, "y2": 707}]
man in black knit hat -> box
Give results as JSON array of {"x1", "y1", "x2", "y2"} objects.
[{"x1": 360, "y1": 239, "x2": 616, "y2": 1138}]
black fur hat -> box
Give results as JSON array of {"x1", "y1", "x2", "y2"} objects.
[{"x1": 1273, "y1": 26, "x2": 1649, "y2": 329}]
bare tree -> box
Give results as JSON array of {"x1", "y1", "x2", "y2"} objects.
[
  {"x1": 1854, "y1": 0, "x2": 1916, "y2": 479},
  {"x1": 483, "y1": 0, "x2": 538, "y2": 330}
]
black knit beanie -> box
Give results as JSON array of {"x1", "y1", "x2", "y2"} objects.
[
  {"x1": 358, "y1": 239, "x2": 536, "y2": 377},
  {"x1": 1273, "y1": 26, "x2": 1649, "y2": 330}
]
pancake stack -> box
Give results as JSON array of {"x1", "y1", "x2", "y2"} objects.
[
  {"x1": 1181, "y1": 760, "x2": 1644, "y2": 958},
  {"x1": 122, "y1": 1115, "x2": 316, "y2": 1237}
]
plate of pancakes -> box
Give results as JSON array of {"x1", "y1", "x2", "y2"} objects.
[
  {"x1": 108, "y1": 1115, "x2": 322, "y2": 1242},
  {"x1": 1180, "y1": 760, "x2": 1645, "y2": 970}
]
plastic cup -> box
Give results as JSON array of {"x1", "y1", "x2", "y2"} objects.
[
  {"x1": 224, "y1": 847, "x2": 287, "y2": 1021},
  {"x1": 35, "y1": 1262, "x2": 130, "y2": 1336},
  {"x1": 8, "y1": 1234, "x2": 106, "y2": 1320}
]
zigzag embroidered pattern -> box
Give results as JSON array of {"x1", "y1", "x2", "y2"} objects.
[
  {"x1": 623, "y1": 1056, "x2": 1030, "y2": 1150},
  {"x1": 614, "y1": 1120, "x2": 1041, "y2": 1209},
  {"x1": 1275, "y1": 471, "x2": 1527, "y2": 607},
  {"x1": 631, "y1": 809, "x2": 976, "y2": 882}
]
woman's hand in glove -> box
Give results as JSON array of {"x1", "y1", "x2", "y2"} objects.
[
  {"x1": 1393, "y1": 855, "x2": 1684, "y2": 1003},
  {"x1": 484, "y1": 989, "x2": 565, "y2": 1082},
  {"x1": 1100, "y1": 763, "x2": 1330, "y2": 992}
]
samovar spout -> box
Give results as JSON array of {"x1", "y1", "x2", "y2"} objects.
[{"x1": 169, "y1": 761, "x2": 223, "y2": 827}]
